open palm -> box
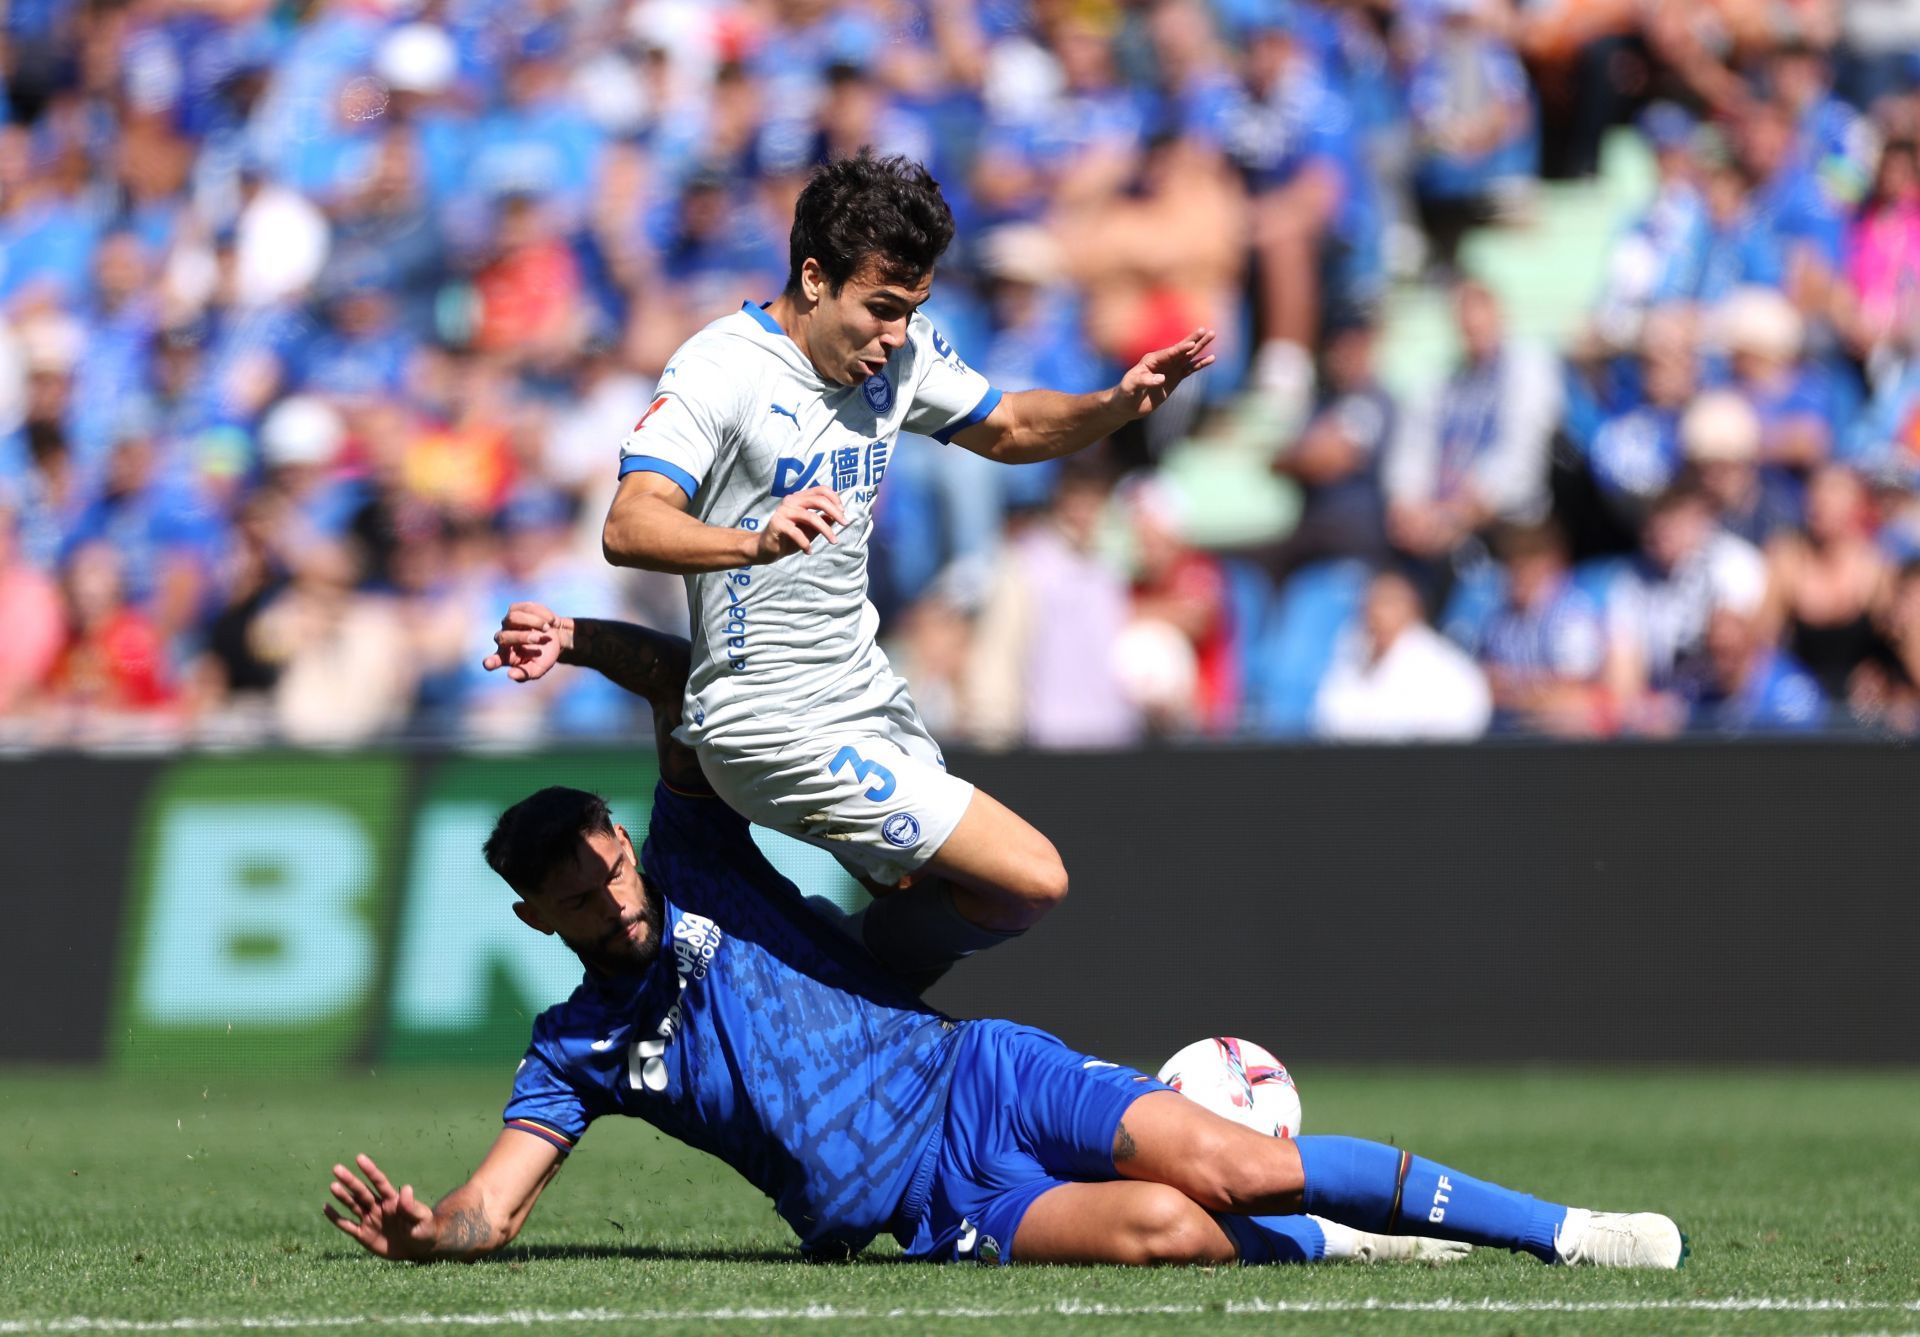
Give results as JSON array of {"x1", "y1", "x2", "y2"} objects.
[
  {"x1": 1118, "y1": 328, "x2": 1218, "y2": 419},
  {"x1": 325, "y1": 1154, "x2": 437, "y2": 1260}
]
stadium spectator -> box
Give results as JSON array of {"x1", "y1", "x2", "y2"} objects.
[
  {"x1": 1122, "y1": 476, "x2": 1235, "y2": 734},
  {"x1": 1260, "y1": 317, "x2": 1395, "y2": 577},
  {"x1": 1843, "y1": 136, "x2": 1920, "y2": 357},
  {"x1": 191, "y1": 489, "x2": 289, "y2": 740},
  {"x1": 1838, "y1": 0, "x2": 1920, "y2": 110},
  {"x1": 1682, "y1": 126, "x2": 1789, "y2": 305},
  {"x1": 456, "y1": 485, "x2": 625, "y2": 743},
  {"x1": 1681, "y1": 388, "x2": 1801, "y2": 545},
  {"x1": 1691, "y1": 603, "x2": 1827, "y2": 731},
  {"x1": 1717, "y1": 285, "x2": 1839, "y2": 518},
  {"x1": 1518, "y1": 0, "x2": 1649, "y2": 181},
  {"x1": 974, "y1": 222, "x2": 1105, "y2": 508},
  {"x1": 1848, "y1": 556, "x2": 1920, "y2": 731},
  {"x1": 1060, "y1": 132, "x2": 1247, "y2": 459},
  {"x1": 1313, "y1": 567, "x2": 1492, "y2": 741},
  {"x1": 1580, "y1": 305, "x2": 1703, "y2": 531},
  {"x1": 884, "y1": 561, "x2": 984, "y2": 742},
  {"x1": 1737, "y1": 97, "x2": 1849, "y2": 294},
  {"x1": 470, "y1": 192, "x2": 585, "y2": 366},
  {"x1": 966, "y1": 460, "x2": 1140, "y2": 750},
  {"x1": 1590, "y1": 104, "x2": 1706, "y2": 347},
  {"x1": 1405, "y1": 0, "x2": 1536, "y2": 275},
  {"x1": 61, "y1": 418, "x2": 218, "y2": 669},
  {"x1": 233, "y1": 164, "x2": 332, "y2": 310},
  {"x1": 1385, "y1": 280, "x2": 1560, "y2": 587},
  {"x1": 1220, "y1": 2, "x2": 1370, "y2": 408},
  {"x1": 47, "y1": 539, "x2": 178, "y2": 735},
  {"x1": 251, "y1": 538, "x2": 414, "y2": 746},
  {"x1": 970, "y1": 11, "x2": 1141, "y2": 226},
  {"x1": 1760, "y1": 463, "x2": 1892, "y2": 700},
  {"x1": 1767, "y1": 37, "x2": 1878, "y2": 213},
  {"x1": 1605, "y1": 478, "x2": 1771, "y2": 734},
  {"x1": 0, "y1": 502, "x2": 66, "y2": 721},
  {"x1": 1477, "y1": 522, "x2": 1610, "y2": 736}
]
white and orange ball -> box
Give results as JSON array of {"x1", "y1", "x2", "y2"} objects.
[{"x1": 1157, "y1": 1037, "x2": 1303, "y2": 1138}]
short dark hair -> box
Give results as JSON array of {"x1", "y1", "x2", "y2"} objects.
[
  {"x1": 1651, "y1": 472, "x2": 1714, "y2": 515},
  {"x1": 483, "y1": 787, "x2": 615, "y2": 898},
  {"x1": 785, "y1": 150, "x2": 955, "y2": 296},
  {"x1": 1491, "y1": 519, "x2": 1569, "y2": 564}
]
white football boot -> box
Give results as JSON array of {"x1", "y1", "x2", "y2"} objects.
[
  {"x1": 1311, "y1": 1217, "x2": 1472, "y2": 1264},
  {"x1": 1353, "y1": 1233, "x2": 1474, "y2": 1264},
  {"x1": 1552, "y1": 1208, "x2": 1688, "y2": 1268}
]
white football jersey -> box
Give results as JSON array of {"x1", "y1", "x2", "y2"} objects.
[{"x1": 618, "y1": 302, "x2": 1000, "y2": 744}]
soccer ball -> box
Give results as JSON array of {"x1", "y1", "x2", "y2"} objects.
[{"x1": 1157, "y1": 1037, "x2": 1303, "y2": 1138}]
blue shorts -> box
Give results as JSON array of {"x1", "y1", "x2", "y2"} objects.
[{"x1": 903, "y1": 1019, "x2": 1172, "y2": 1265}]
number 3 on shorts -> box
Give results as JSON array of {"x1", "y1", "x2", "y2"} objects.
[{"x1": 828, "y1": 746, "x2": 897, "y2": 802}]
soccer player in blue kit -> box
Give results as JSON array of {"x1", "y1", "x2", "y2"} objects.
[{"x1": 320, "y1": 609, "x2": 1686, "y2": 1272}]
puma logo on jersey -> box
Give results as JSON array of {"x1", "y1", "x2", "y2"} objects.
[{"x1": 768, "y1": 402, "x2": 800, "y2": 427}]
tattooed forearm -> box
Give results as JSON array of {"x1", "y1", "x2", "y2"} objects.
[
  {"x1": 434, "y1": 1202, "x2": 495, "y2": 1258},
  {"x1": 1113, "y1": 1120, "x2": 1138, "y2": 1163},
  {"x1": 565, "y1": 619, "x2": 692, "y2": 707},
  {"x1": 565, "y1": 618, "x2": 710, "y2": 791}
]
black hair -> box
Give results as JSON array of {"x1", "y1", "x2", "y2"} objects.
[
  {"x1": 483, "y1": 786, "x2": 615, "y2": 898},
  {"x1": 784, "y1": 150, "x2": 955, "y2": 297},
  {"x1": 1652, "y1": 471, "x2": 1714, "y2": 514},
  {"x1": 1491, "y1": 518, "x2": 1570, "y2": 564}
]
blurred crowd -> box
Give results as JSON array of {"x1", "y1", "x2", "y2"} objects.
[{"x1": 4, "y1": 0, "x2": 1920, "y2": 748}]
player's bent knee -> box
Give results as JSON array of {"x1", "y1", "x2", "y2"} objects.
[
  {"x1": 1024, "y1": 851, "x2": 1068, "y2": 912},
  {"x1": 988, "y1": 847, "x2": 1068, "y2": 926},
  {"x1": 1127, "y1": 1186, "x2": 1233, "y2": 1266}
]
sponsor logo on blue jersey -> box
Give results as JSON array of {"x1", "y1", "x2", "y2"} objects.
[
  {"x1": 862, "y1": 375, "x2": 894, "y2": 413},
  {"x1": 882, "y1": 812, "x2": 921, "y2": 848}
]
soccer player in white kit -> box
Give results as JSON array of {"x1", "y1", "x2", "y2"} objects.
[{"x1": 594, "y1": 152, "x2": 1214, "y2": 979}]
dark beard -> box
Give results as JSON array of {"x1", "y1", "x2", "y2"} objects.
[{"x1": 567, "y1": 890, "x2": 665, "y2": 976}]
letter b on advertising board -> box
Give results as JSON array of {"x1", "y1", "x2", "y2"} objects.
[{"x1": 113, "y1": 758, "x2": 402, "y2": 1070}]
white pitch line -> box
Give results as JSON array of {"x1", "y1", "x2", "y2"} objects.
[{"x1": 4, "y1": 1300, "x2": 1920, "y2": 1331}]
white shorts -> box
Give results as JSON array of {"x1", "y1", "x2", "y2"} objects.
[{"x1": 695, "y1": 695, "x2": 976, "y2": 888}]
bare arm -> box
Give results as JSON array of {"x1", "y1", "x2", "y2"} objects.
[
  {"x1": 954, "y1": 329, "x2": 1215, "y2": 465},
  {"x1": 601, "y1": 472, "x2": 848, "y2": 574},
  {"x1": 484, "y1": 603, "x2": 711, "y2": 794},
  {"x1": 324, "y1": 1131, "x2": 564, "y2": 1262}
]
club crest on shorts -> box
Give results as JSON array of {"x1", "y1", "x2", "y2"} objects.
[
  {"x1": 862, "y1": 374, "x2": 894, "y2": 413},
  {"x1": 882, "y1": 811, "x2": 921, "y2": 847}
]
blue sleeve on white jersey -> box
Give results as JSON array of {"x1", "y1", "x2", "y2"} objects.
[
  {"x1": 617, "y1": 344, "x2": 741, "y2": 498},
  {"x1": 902, "y1": 315, "x2": 1001, "y2": 443}
]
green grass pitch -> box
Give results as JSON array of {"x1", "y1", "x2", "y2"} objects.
[{"x1": 1, "y1": 1067, "x2": 1915, "y2": 1336}]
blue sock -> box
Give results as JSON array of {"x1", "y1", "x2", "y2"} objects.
[
  {"x1": 1214, "y1": 1213, "x2": 1325, "y2": 1264},
  {"x1": 1293, "y1": 1135, "x2": 1567, "y2": 1262}
]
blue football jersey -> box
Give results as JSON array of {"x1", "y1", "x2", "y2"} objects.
[{"x1": 503, "y1": 783, "x2": 969, "y2": 1256}]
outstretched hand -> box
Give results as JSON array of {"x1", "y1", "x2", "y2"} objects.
[
  {"x1": 1117, "y1": 328, "x2": 1217, "y2": 420},
  {"x1": 483, "y1": 602, "x2": 573, "y2": 682},
  {"x1": 325, "y1": 1153, "x2": 438, "y2": 1260}
]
